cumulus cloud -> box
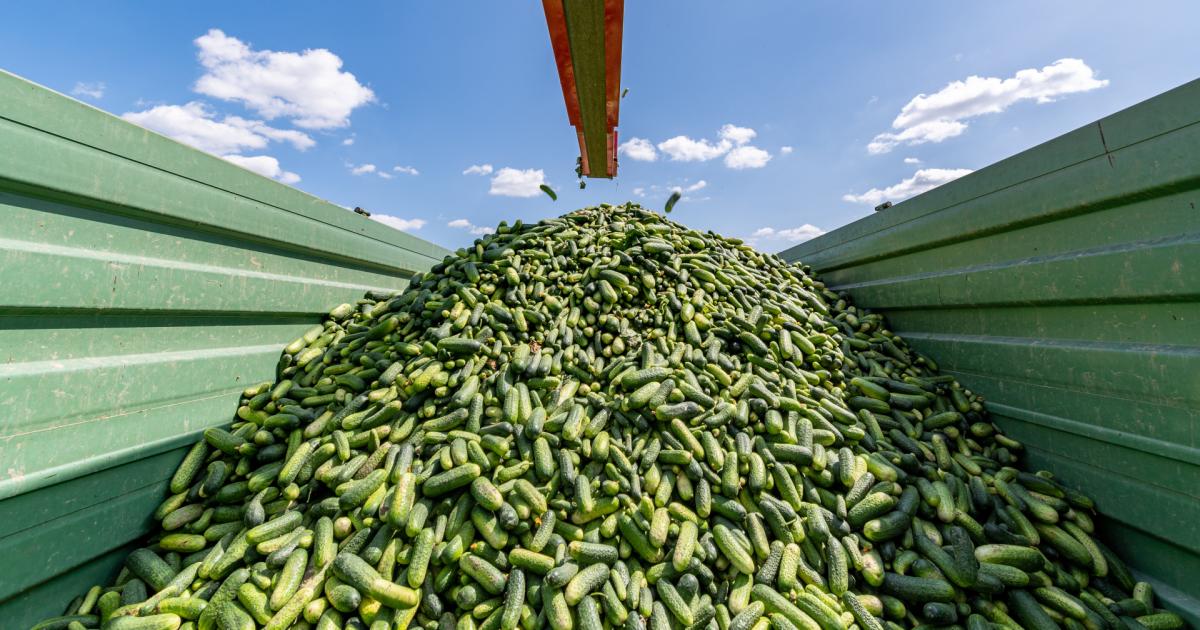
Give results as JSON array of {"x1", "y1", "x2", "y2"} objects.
[
  {"x1": 868, "y1": 58, "x2": 1108, "y2": 153},
  {"x1": 719, "y1": 124, "x2": 757, "y2": 145},
  {"x1": 632, "y1": 187, "x2": 646, "y2": 197},
  {"x1": 725, "y1": 146, "x2": 772, "y2": 170},
  {"x1": 670, "y1": 180, "x2": 707, "y2": 194},
  {"x1": 751, "y1": 224, "x2": 826, "y2": 243},
  {"x1": 448, "y1": 219, "x2": 495, "y2": 235},
  {"x1": 780, "y1": 146, "x2": 794, "y2": 155},
  {"x1": 463, "y1": 164, "x2": 494, "y2": 176},
  {"x1": 342, "y1": 135, "x2": 355, "y2": 146},
  {"x1": 122, "y1": 101, "x2": 314, "y2": 154},
  {"x1": 489, "y1": 167, "x2": 546, "y2": 197},
  {"x1": 72, "y1": 81, "x2": 105, "y2": 99},
  {"x1": 843, "y1": 168, "x2": 973, "y2": 205},
  {"x1": 350, "y1": 163, "x2": 377, "y2": 175},
  {"x1": 904, "y1": 157, "x2": 922, "y2": 164},
  {"x1": 618, "y1": 137, "x2": 658, "y2": 162},
  {"x1": 657, "y1": 135, "x2": 732, "y2": 162},
  {"x1": 371, "y1": 215, "x2": 426, "y2": 231},
  {"x1": 654, "y1": 124, "x2": 772, "y2": 168},
  {"x1": 393, "y1": 165, "x2": 419, "y2": 176},
  {"x1": 222, "y1": 154, "x2": 300, "y2": 184},
  {"x1": 226, "y1": 115, "x2": 316, "y2": 150},
  {"x1": 193, "y1": 29, "x2": 375, "y2": 129}
]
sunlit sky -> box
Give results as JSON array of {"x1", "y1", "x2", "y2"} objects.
[{"x1": 4, "y1": 2, "x2": 1199, "y2": 250}]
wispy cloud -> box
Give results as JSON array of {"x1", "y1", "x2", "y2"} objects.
[
  {"x1": 843, "y1": 168, "x2": 973, "y2": 205},
  {"x1": 122, "y1": 101, "x2": 309, "y2": 184},
  {"x1": 72, "y1": 81, "x2": 105, "y2": 99},
  {"x1": 751, "y1": 224, "x2": 826, "y2": 243},
  {"x1": 122, "y1": 101, "x2": 314, "y2": 154},
  {"x1": 448, "y1": 218, "x2": 495, "y2": 235},
  {"x1": 371, "y1": 215, "x2": 426, "y2": 231},
  {"x1": 393, "y1": 165, "x2": 419, "y2": 176},
  {"x1": 868, "y1": 58, "x2": 1108, "y2": 154},
  {"x1": 222, "y1": 154, "x2": 300, "y2": 184},
  {"x1": 463, "y1": 164, "x2": 493, "y2": 176},
  {"x1": 350, "y1": 163, "x2": 377, "y2": 175}
]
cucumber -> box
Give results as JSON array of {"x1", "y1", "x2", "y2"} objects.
[
  {"x1": 730, "y1": 601, "x2": 766, "y2": 630},
  {"x1": 170, "y1": 442, "x2": 210, "y2": 494},
  {"x1": 126, "y1": 549, "x2": 176, "y2": 592},
  {"x1": 566, "y1": 563, "x2": 611, "y2": 605},
  {"x1": 105, "y1": 615, "x2": 183, "y2": 630},
  {"x1": 408, "y1": 528, "x2": 436, "y2": 587},
  {"x1": 509, "y1": 548, "x2": 555, "y2": 575},
  {"x1": 460, "y1": 553, "x2": 507, "y2": 595},
  {"x1": 270, "y1": 548, "x2": 307, "y2": 611},
  {"x1": 975, "y1": 544, "x2": 1045, "y2": 572},
  {"x1": 880, "y1": 573, "x2": 956, "y2": 603},
  {"x1": 1035, "y1": 523, "x2": 1094, "y2": 568},
  {"x1": 1008, "y1": 589, "x2": 1059, "y2": 630},
  {"x1": 501, "y1": 568, "x2": 526, "y2": 630},
  {"x1": 656, "y1": 579, "x2": 694, "y2": 626}
]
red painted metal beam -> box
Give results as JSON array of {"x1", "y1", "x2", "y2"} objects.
[{"x1": 542, "y1": 0, "x2": 624, "y2": 178}]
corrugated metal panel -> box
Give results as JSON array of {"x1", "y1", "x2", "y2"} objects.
[
  {"x1": 0, "y1": 71, "x2": 450, "y2": 623},
  {"x1": 781, "y1": 79, "x2": 1200, "y2": 622}
]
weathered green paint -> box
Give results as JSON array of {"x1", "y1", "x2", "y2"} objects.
[
  {"x1": 782, "y1": 79, "x2": 1200, "y2": 623},
  {"x1": 0, "y1": 71, "x2": 450, "y2": 624},
  {"x1": 562, "y1": 0, "x2": 609, "y2": 176}
]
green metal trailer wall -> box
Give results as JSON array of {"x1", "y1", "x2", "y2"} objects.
[
  {"x1": 0, "y1": 71, "x2": 450, "y2": 625},
  {"x1": 781, "y1": 80, "x2": 1200, "y2": 622}
]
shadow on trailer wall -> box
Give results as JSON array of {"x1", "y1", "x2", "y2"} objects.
[
  {"x1": 780, "y1": 79, "x2": 1200, "y2": 624},
  {"x1": 0, "y1": 71, "x2": 450, "y2": 625}
]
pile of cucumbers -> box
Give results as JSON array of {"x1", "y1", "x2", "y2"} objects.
[{"x1": 36, "y1": 204, "x2": 1185, "y2": 630}]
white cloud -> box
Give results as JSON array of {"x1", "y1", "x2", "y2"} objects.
[
  {"x1": 377, "y1": 172, "x2": 394, "y2": 179},
  {"x1": 350, "y1": 163, "x2": 377, "y2": 175},
  {"x1": 632, "y1": 187, "x2": 646, "y2": 197},
  {"x1": 655, "y1": 124, "x2": 771, "y2": 169},
  {"x1": 226, "y1": 115, "x2": 315, "y2": 150},
  {"x1": 448, "y1": 219, "x2": 495, "y2": 235},
  {"x1": 463, "y1": 164, "x2": 494, "y2": 176},
  {"x1": 122, "y1": 101, "x2": 313, "y2": 154},
  {"x1": 393, "y1": 165, "x2": 419, "y2": 176},
  {"x1": 751, "y1": 224, "x2": 826, "y2": 243},
  {"x1": 618, "y1": 137, "x2": 658, "y2": 162},
  {"x1": 193, "y1": 29, "x2": 375, "y2": 129},
  {"x1": 843, "y1": 168, "x2": 973, "y2": 205},
  {"x1": 868, "y1": 58, "x2": 1108, "y2": 153},
  {"x1": 725, "y1": 146, "x2": 772, "y2": 170},
  {"x1": 72, "y1": 81, "x2": 105, "y2": 99},
  {"x1": 719, "y1": 124, "x2": 756, "y2": 145},
  {"x1": 489, "y1": 167, "x2": 545, "y2": 197},
  {"x1": 685, "y1": 180, "x2": 707, "y2": 192},
  {"x1": 658, "y1": 136, "x2": 732, "y2": 162},
  {"x1": 904, "y1": 157, "x2": 922, "y2": 164},
  {"x1": 342, "y1": 135, "x2": 355, "y2": 146},
  {"x1": 780, "y1": 146, "x2": 794, "y2": 155},
  {"x1": 222, "y1": 154, "x2": 301, "y2": 184},
  {"x1": 371, "y1": 215, "x2": 426, "y2": 232}
]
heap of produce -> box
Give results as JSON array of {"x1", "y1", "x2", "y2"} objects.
[{"x1": 36, "y1": 204, "x2": 1184, "y2": 630}]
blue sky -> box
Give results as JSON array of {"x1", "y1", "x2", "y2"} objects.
[{"x1": 3, "y1": 2, "x2": 1198, "y2": 251}]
